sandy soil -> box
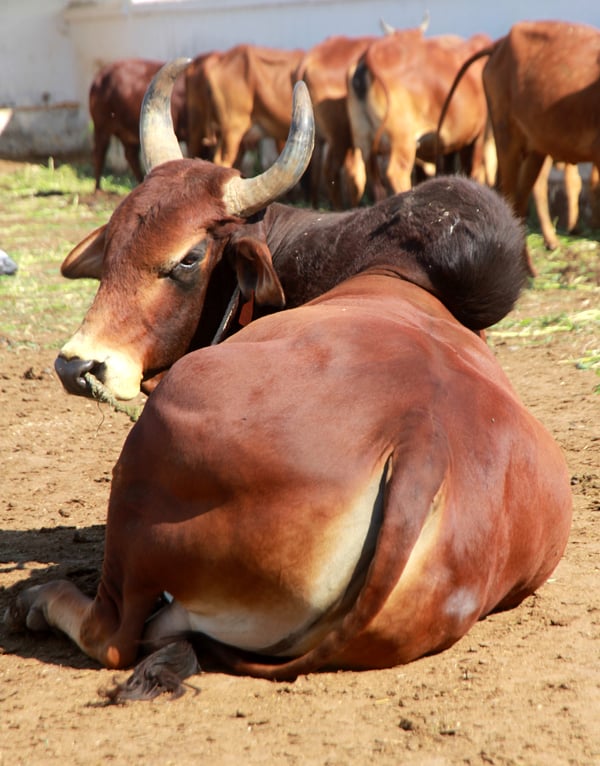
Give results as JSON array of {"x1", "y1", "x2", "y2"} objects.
[{"x1": 1, "y1": 194, "x2": 599, "y2": 765}]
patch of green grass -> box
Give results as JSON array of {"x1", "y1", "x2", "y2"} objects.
[
  {"x1": 526, "y1": 230, "x2": 600, "y2": 290},
  {"x1": 490, "y1": 294, "x2": 600, "y2": 390},
  {"x1": 0, "y1": 158, "x2": 134, "y2": 197},
  {"x1": 0, "y1": 274, "x2": 98, "y2": 349},
  {"x1": 515, "y1": 227, "x2": 600, "y2": 387},
  {"x1": 0, "y1": 161, "x2": 130, "y2": 348},
  {"x1": 491, "y1": 309, "x2": 600, "y2": 340}
]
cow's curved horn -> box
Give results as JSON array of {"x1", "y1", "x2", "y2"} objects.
[
  {"x1": 222, "y1": 81, "x2": 315, "y2": 217},
  {"x1": 140, "y1": 58, "x2": 190, "y2": 174}
]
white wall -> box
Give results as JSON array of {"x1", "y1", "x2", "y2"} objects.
[
  {"x1": 1, "y1": 0, "x2": 599, "y2": 158},
  {"x1": 1, "y1": 0, "x2": 78, "y2": 107}
]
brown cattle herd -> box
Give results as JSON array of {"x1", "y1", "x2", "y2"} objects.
[{"x1": 91, "y1": 18, "x2": 600, "y2": 249}]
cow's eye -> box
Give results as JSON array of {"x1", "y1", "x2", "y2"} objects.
[{"x1": 167, "y1": 243, "x2": 207, "y2": 284}]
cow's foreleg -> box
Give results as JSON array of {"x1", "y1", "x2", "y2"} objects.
[
  {"x1": 92, "y1": 130, "x2": 110, "y2": 191},
  {"x1": 532, "y1": 155, "x2": 559, "y2": 250},
  {"x1": 515, "y1": 150, "x2": 545, "y2": 222},
  {"x1": 590, "y1": 164, "x2": 600, "y2": 228},
  {"x1": 563, "y1": 162, "x2": 582, "y2": 233},
  {"x1": 6, "y1": 580, "x2": 148, "y2": 669},
  {"x1": 385, "y1": 145, "x2": 414, "y2": 195}
]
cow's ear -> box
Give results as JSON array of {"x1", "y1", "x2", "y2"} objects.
[
  {"x1": 60, "y1": 225, "x2": 107, "y2": 280},
  {"x1": 232, "y1": 236, "x2": 285, "y2": 307}
]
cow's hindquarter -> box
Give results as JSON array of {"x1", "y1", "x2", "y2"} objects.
[
  {"x1": 105, "y1": 331, "x2": 403, "y2": 659},
  {"x1": 485, "y1": 22, "x2": 600, "y2": 219},
  {"x1": 346, "y1": 62, "x2": 388, "y2": 173},
  {"x1": 100, "y1": 292, "x2": 449, "y2": 668},
  {"x1": 338, "y1": 369, "x2": 573, "y2": 669}
]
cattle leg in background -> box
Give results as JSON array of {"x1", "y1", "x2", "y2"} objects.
[
  {"x1": 90, "y1": 130, "x2": 113, "y2": 191},
  {"x1": 563, "y1": 164, "x2": 583, "y2": 234},
  {"x1": 342, "y1": 147, "x2": 367, "y2": 207},
  {"x1": 532, "y1": 158, "x2": 584, "y2": 250},
  {"x1": 589, "y1": 164, "x2": 600, "y2": 229}
]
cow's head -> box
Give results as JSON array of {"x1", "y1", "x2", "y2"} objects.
[{"x1": 55, "y1": 58, "x2": 314, "y2": 401}]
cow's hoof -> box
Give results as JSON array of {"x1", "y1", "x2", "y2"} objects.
[{"x1": 4, "y1": 585, "x2": 50, "y2": 633}]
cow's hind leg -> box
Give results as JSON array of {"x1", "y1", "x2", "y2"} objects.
[
  {"x1": 123, "y1": 141, "x2": 144, "y2": 183},
  {"x1": 532, "y1": 155, "x2": 559, "y2": 250},
  {"x1": 343, "y1": 147, "x2": 367, "y2": 207},
  {"x1": 563, "y1": 163, "x2": 582, "y2": 233},
  {"x1": 5, "y1": 579, "x2": 153, "y2": 671},
  {"x1": 92, "y1": 130, "x2": 110, "y2": 191},
  {"x1": 515, "y1": 150, "x2": 545, "y2": 221}
]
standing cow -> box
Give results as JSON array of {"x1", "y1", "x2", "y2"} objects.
[
  {"x1": 347, "y1": 30, "x2": 492, "y2": 199},
  {"x1": 437, "y1": 20, "x2": 600, "y2": 249},
  {"x1": 296, "y1": 34, "x2": 376, "y2": 209},
  {"x1": 6, "y1": 61, "x2": 572, "y2": 700},
  {"x1": 89, "y1": 58, "x2": 188, "y2": 190}
]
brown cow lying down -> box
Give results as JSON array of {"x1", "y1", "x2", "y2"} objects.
[{"x1": 6, "y1": 198, "x2": 572, "y2": 700}]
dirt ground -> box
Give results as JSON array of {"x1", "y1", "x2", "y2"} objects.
[{"x1": 1, "y1": 178, "x2": 599, "y2": 765}]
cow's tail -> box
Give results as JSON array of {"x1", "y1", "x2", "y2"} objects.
[
  {"x1": 98, "y1": 639, "x2": 200, "y2": 702},
  {"x1": 434, "y1": 45, "x2": 496, "y2": 175},
  {"x1": 348, "y1": 54, "x2": 389, "y2": 197},
  {"x1": 370, "y1": 74, "x2": 391, "y2": 172}
]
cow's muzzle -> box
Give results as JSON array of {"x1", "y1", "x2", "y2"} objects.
[{"x1": 54, "y1": 356, "x2": 105, "y2": 398}]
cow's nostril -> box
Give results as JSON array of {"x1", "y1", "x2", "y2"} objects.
[{"x1": 54, "y1": 357, "x2": 102, "y2": 398}]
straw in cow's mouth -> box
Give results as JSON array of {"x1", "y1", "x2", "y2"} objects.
[{"x1": 84, "y1": 372, "x2": 144, "y2": 422}]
